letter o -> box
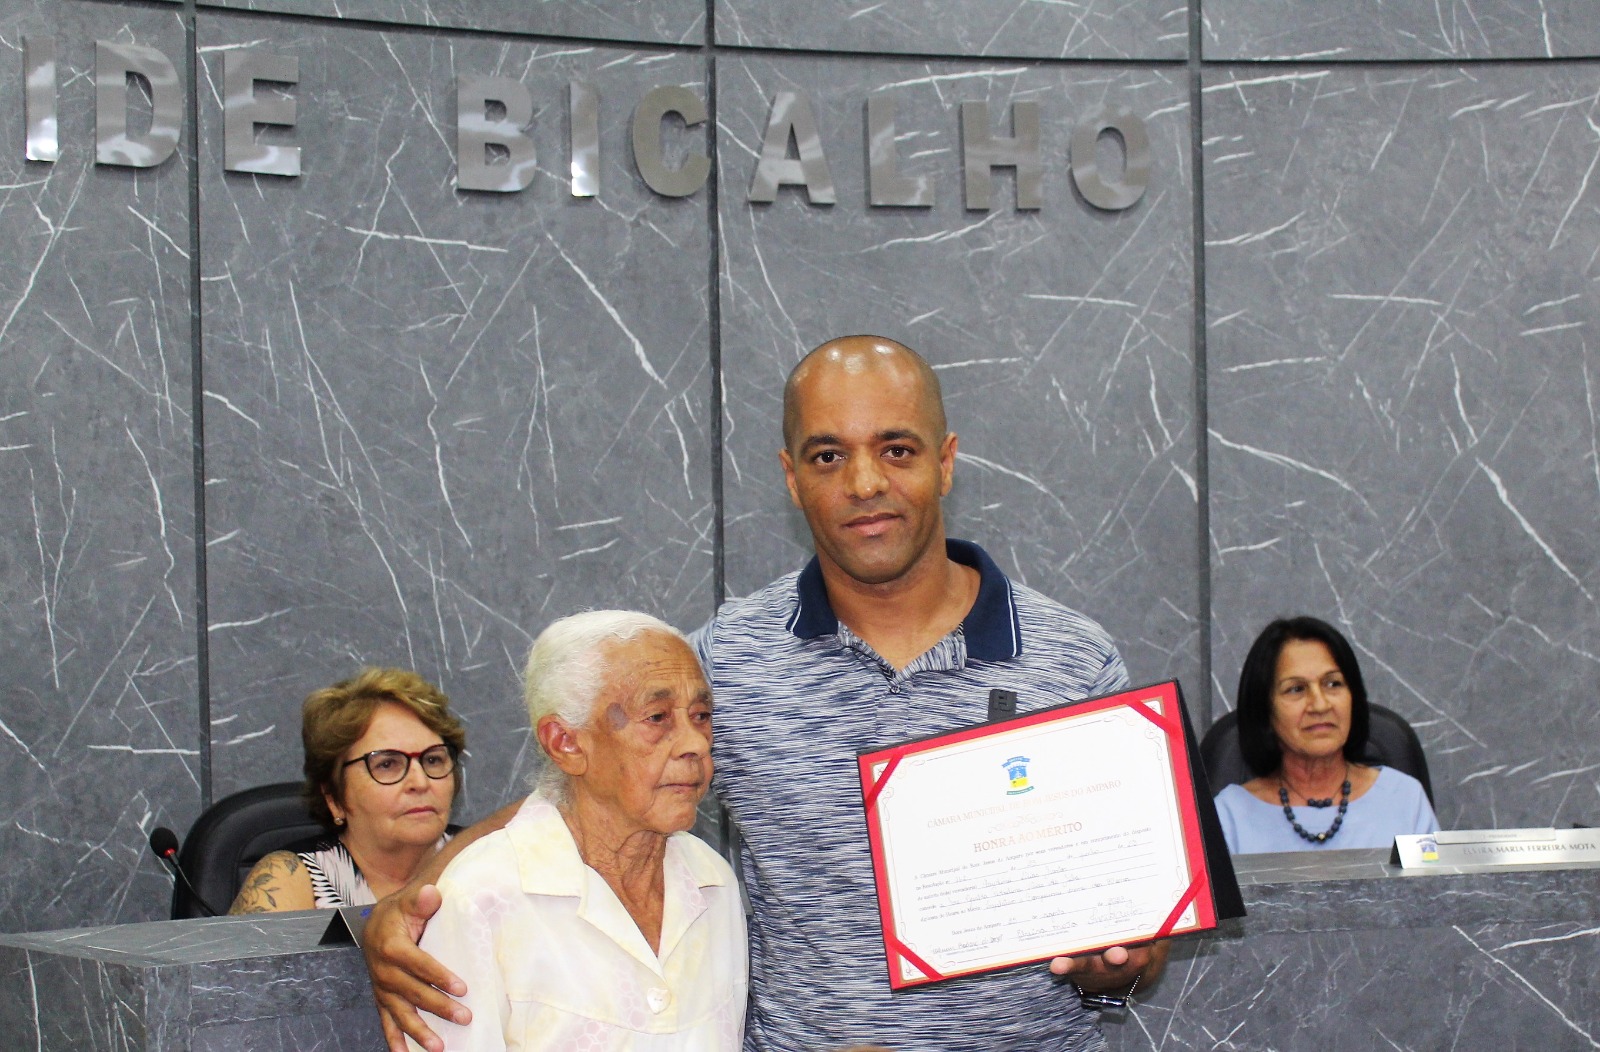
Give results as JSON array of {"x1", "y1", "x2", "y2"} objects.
[{"x1": 1070, "y1": 106, "x2": 1150, "y2": 212}]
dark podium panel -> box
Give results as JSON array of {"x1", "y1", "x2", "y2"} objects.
[
  {"x1": 0, "y1": 911, "x2": 382, "y2": 1052},
  {"x1": 1103, "y1": 851, "x2": 1600, "y2": 1051},
  {"x1": 3, "y1": 854, "x2": 1598, "y2": 1050}
]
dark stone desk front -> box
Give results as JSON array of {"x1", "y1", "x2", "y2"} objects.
[
  {"x1": 0, "y1": 911, "x2": 382, "y2": 1051},
  {"x1": 4, "y1": 851, "x2": 1597, "y2": 1049},
  {"x1": 1104, "y1": 849, "x2": 1600, "y2": 1051}
]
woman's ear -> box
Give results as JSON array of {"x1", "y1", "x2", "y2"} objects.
[
  {"x1": 324, "y1": 788, "x2": 346, "y2": 828},
  {"x1": 536, "y1": 716, "x2": 588, "y2": 777}
]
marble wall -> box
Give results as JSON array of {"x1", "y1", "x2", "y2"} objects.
[
  {"x1": 0, "y1": 1, "x2": 197, "y2": 935},
  {"x1": 192, "y1": 13, "x2": 715, "y2": 807},
  {"x1": 716, "y1": 53, "x2": 1201, "y2": 691},
  {"x1": 0, "y1": 0, "x2": 1595, "y2": 933},
  {"x1": 1204, "y1": 64, "x2": 1600, "y2": 829}
]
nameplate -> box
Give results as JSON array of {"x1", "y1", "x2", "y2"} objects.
[
  {"x1": 1393, "y1": 828, "x2": 1600, "y2": 870},
  {"x1": 318, "y1": 905, "x2": 372, "y2": 947}
]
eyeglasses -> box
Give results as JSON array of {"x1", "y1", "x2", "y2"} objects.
[{"x1": 342, "y1": 744, "x2": 457, "y2": 785}]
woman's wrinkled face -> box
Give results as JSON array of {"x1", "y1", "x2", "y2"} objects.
[
  {"x1": 327, "y1": 701, "x2": 455, "y2": 850},
  {"x1": 570, "y1": 632, "x2": 713, "y2": 838},
  {"x1": 1270, "y1": 639, "x2": 1352, "y2": 764}
]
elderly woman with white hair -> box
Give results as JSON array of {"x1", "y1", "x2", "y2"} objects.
[{"x1": 409, "y1": 610, "x2": 747, "y2": 1051}]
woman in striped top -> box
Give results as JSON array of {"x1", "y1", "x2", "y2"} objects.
[{"x1": 230, "y1": 667, "x2": 464, "y2": 912}]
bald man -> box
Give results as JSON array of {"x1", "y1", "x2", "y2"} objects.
[{"x1": 368, "y1": 336, "x2": 1186, "y2": 1052}]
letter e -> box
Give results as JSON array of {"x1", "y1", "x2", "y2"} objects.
[{"x1": 224, "y1": 50, "x2": 300, "y2": 177}]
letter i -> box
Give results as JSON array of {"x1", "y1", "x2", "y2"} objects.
[
  {"x1": 569, "y1": 81, "x2": 598, "y2": 197},
  {"x1": 25, "y1": 35, "x2": 59, "y2": 162}
]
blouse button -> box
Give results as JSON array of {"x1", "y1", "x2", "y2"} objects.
[{"x1": 646, "y1": 987, "x2": 672, "y2": 1014}]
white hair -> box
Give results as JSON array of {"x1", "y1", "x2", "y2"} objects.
[{"x1": 523, "y1": 609, "x2": 689, "y2": 801}]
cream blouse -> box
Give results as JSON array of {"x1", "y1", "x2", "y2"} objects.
[{"x1": 412, "y1": 795, "x2": 747, "y2": 1051}]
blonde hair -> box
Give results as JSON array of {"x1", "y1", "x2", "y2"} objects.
[{"x1": 301, "y1": 667, "x2": 465, "y2": 827}]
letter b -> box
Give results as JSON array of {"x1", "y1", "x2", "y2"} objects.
[{"x1": 457, "y1": 76, "x2": 535, "y2": 193}]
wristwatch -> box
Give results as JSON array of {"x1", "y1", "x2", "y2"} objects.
[{"x1": 1075, "y1": 973, "x2": 1140, "y2": 1011}]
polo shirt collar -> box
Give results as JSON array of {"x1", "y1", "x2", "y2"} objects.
[{"x1": 787, "y1": 539, "x2": 1021, "y2": 661}]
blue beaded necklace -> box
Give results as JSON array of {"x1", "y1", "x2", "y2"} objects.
[{"x1": 1278, "y1": 766, "x2": 1351, "y2": 844}]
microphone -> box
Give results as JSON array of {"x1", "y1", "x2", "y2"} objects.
[
  {"x1": 148, "y1": 826, "x2": 222, "y2": 918},
  {"x1": 149, "y1": 826, "x2": 180, "y2": 861}
]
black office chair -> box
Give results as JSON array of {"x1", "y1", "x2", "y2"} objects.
[
  {"x1": 171, "y1": 782, "x2": 325, "y2": 918},
  {"x1": 1199, "y1": 703, "x2": 1435, "y2": 806}
]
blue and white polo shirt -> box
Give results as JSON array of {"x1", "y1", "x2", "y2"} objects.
[{"x1": 695, "y1": 539, "x2": 1127, "y2": 1052}]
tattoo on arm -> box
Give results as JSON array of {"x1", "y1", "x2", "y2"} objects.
[{"x1": 229, "y1": 852, "x2": 303, "y2": 914}]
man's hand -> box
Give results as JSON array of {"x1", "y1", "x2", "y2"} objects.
[
  {"x1": 1048, "y1": 939, "x2": 1168, "y2": 996},
  {"x1": 361, "y1": 796, "x2": 524, "y2": 1051},
  {"x1": 364, "y1": 883, "x2": 468, "y2": 1052}
]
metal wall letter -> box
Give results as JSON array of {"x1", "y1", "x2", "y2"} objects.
[
  {"x1": 1070, "y1": 106, "x2": 1150, "y2": 211},
  {"x1": 866, "y1": 94, "x2": 932, "y2": 208},
  {"x1": 569, "y1": 81, "x2": 599, "y2": 198},
  {"x1": 24, "y1": 36, "x2": 59, "y2": 162},
  {"x1": 959, "y1": 101, "x2": 1041, "y2": 211},
  {"x1": 456, "y1": 76, "x2": 536, "y2": 193},
  {"x1": 632, "y1": 85, "x2": 710, "y2": 199},
  {"x1": 748, "y1": 91, "x2": 835, "y2": 205},
  {"x1": 95, "y1": 41, "x2": 181, "y2": 168},
  {"x1": 223, "y1": 50, "x2": 300, "y2": 177}
]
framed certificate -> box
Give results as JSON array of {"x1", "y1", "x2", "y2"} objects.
[{"x1": 857, "y1": 680, "x2": 1217, "y2": 989}]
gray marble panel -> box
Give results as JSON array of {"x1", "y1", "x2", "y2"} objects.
[
  {"x1": 12, "y1": 859, "x2": 1599, "y2": 1051},
  {"x1": 0, "y1": 946, "x2": 189, "y2": 1052},
  {"x1": 1104, "y1": 922, "x2": 1600, "y2": 1051},
  {"x1": 716, "y1": 0, "x2": 1187, "y2": 60},
  {"x1": 0, "y1": 0, "x2": 198, "y2": 934},
  {"x1": 0, "y1": 948, "x2": 35, "y2": 1040},
  {"x1": 0, "y1": 908, "x2": 336, "y2": 960},
  {"x1": 1204, "y1": 0, "x2": 1600, "y2": 60},
  {"x1": 196, "y1": 16, "x2": 714, "y2": 803},
  {"x1": 1204, "y1": 65, "x2": 1600, "y2": 832},
  {"x1": 195, "y1": 0, "x2": 704, "y2": 47},
  {"x1": 718, "y1": 55, "x2": 1200, "y2": 691},
  {"x1": 192, "y1": 1010, "x2": 384, "y2": 1052},
  {"x1": 187, "y1": 951, "x2": 376, "y2": 1025},
  {"x1": 1232, "y1": 850, "x2": 1600, "y2": 933},
  {"x1": 1105, "y1": 853, "x2": 1600, "y2": 1049},
  {"x1": 0, "y1": 912, "x2": 378, "y2": 1050}
]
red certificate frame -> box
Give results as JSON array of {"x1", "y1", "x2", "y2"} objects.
[{"x1": 857, "y1": 680, "x2": 1216, "y2": 989}]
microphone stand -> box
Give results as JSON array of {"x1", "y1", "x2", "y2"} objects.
[{"x1": 148, "y1": 828, "x2": 224, "y2": 918}]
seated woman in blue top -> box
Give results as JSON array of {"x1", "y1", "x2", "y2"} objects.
[{"x1": 1214, "y1": 616, "x2": 1438, "y2": 854}]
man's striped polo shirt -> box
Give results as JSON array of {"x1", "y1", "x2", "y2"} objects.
[{"x1": 695, "y1": 539, "x2": 1127, "y2": 1052}]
